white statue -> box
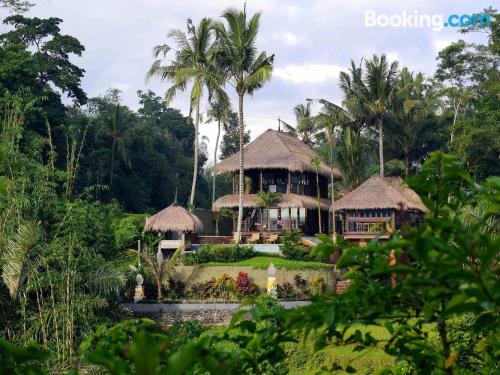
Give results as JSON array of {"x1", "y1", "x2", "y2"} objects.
[
  {"x1": 134, "y1": 274, "x2": 144, "y2": 303},
  {"x1": 266, "y1": 263, "x2": 277, "y2": 297}
]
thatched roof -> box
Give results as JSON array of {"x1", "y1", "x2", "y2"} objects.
[
  {"x1": 215, "y1": 129, "x2": 341, "y2": 178},
  {"x1": 330, "y1": 174, "x2": 428, "y2": 212},
  {"x1": 212, "y1": 193, "x2": 331, "y2": 211},
  {"x1": 144, "y1": 204, "x2": 203, "y2": 232}
]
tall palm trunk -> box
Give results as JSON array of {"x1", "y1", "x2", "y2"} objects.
[
  {"x1": 378, "y1": 117, "x2": 384, "y2": 177},
  {"x1": 329, "y1": 137, "x2": 336, "y2": 241},
  {"x1": 316, "y1": 170, "x2": 322, "y2": 234},
  {"x1": 404, "y1": 149, "x2": 410, "y2": 177},
  {"x1": 236, "y1": 93, "x2": 245, "y2": 241},
  {"x1": 189, "y1": 103, "x2": 200, "y2": 209},
  {"x1": 212, "y1": 119, "x2": 221, "y2": 205},
  {"x1": 110, "y1": 136, "x2": 116, "y2": 186}
]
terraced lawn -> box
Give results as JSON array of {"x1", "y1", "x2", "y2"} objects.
[{"x1": 201, "y1": 256, "x2": 333, "y2": 270}]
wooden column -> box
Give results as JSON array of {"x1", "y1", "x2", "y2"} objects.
[
  {"x1": 260, "y1": 170, "x2": 263, "y2": 192},
  {"x1": 287, "y1": 171, "x2": 291, "y2": 193}
]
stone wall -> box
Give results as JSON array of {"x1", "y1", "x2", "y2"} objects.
[
  {"x1": 121, "y1": 301, "x2": 311, "y2": 326},
  {"x1": 171, "y1": 265, "x2": 337, "y2": 291},
  {"x1": 126, "y1": 306, "x2": 236, "y2": 325}
]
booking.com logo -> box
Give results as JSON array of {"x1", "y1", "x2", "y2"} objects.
[{"x1": 365, "y1": 10, "x2": 492, "y2": 31}]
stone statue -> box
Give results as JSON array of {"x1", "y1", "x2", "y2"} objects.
[
  {"x1": 266, "y1": 263, "x2": 277, "y2": 297},
  {"x1": 134, "y1": 274, "x2": 145, "y2": 303}
]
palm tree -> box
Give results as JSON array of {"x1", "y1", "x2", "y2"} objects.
[
  {"x1": 314, "y1": 99, "x2": 347, "y2": 239},
  {"x1": 147, "y1": 18, "x2": 225, "y2": 209},
  {"x1": 336, "y1": 125, "x2": 370, "y2": 190},
  {"x1": 310, "y1": 156, "x2": 322, "y2": 234},
  {"x1": 206, "y1": 97, "x2": 231, "y2": 205},
  {"x1": 363, "y1": 54, "x2": 399, "y2": 177},
  {"x1": 128, "y1": 243, "x2": 185, "y2": 302},
  {"x1": 280, "y1": 102, "x2": 318, "y2": 145},
  {"x1": 390, "y1": 68, "x2": 440, "y2": 176},
  {"x1": 213, "y1": 7, "x2": 274, "y2": 241},
  {"x1": 107, "y1": 104, "x2": 133, "y2": 186},
  {"x1": 256, "y1": 191, "x2": 282, "y2": 232}
]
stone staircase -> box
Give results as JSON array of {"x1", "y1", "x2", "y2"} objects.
[{"x1": 335, "y1": 279, "x2": 351, "y2": 294}]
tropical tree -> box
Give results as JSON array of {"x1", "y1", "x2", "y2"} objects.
[
  {"x1": 147, "y1": 18, "x2": 225, "y2": 209},
  {"x1": 281, "y1": 102, "x2": 317, "y2": 145},
  {"x1": 364, "y1": 55, "x2": 399, "y2": 176},
  {"x1": 107, "y1": 104, "x2": 133, "y2": 186},
  {"x1": 340, "y1": 55, "x2": 399, "y2": 176},
  {"x1": 128, "y1": 243, "x2": 185, "y2": 303},
  {"x1": 336, "y1": 125, "x2": 371, "y2": 190},
  {"x1": 314, "y1": 99, "x2": 347, "y2": 239},
  {"x1": 213, "y1": 7, "x2": 274, "y2": 241},
  {"x1": 310, "y1": 156, "x2": 322, "y2": 233},
  {"x1": 206, "y1": 97, "x2": 231, "y2": 205},
  {"x1": 256, "y1": 191, "x2": 282, "y2": 232},
  {"x1": 388, "y1": 68, "x2": 440, "y2": 175}
]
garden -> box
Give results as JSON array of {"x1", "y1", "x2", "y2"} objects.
[{"x1": 124, "y1": 231, "x2": 336, "y2": 303}]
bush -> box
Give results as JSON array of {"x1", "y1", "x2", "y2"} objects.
[
  {"x1": 166, "y1": 278, "x2": 185, "y2": 300},
  {"x1": 252, "y1": 294, "x2": 285, "y2": 328},
  {"x1": 310, "y1": 276, "x2": 326, "y2": 295},
  {"x1": 183, "y1": 243, "x2": 256, "y2": 265},
  {"x1": 236, "y1": 272, "x2": 257, "y2": 296},
  {"x1": 277, "y1": 281, "x2": 296, "y2": 300},
  {"x1": 281, "y1": 230, "x2": 311, "y2": 260},
  {"x1": 187, "y1": 274, "x2": 237, "y2": 300}
]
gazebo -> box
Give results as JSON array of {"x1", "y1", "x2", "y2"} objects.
[
  {"x1": 144, "y1": 202, "x2": 203, "y2": 250},
  {"x1": 331, "y1": 174, "x2": 428, "y2": 241}
]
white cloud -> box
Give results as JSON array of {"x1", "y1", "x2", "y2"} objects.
[
  {"x1": 432, "y1": 38, "x2": 455, "y2": 54},
  {"x1": 283, "y1": 32, "x2": 298, "y2": 45},
  {"x1": 274, "y1": 64, "x2": 343, "y2": 84}
]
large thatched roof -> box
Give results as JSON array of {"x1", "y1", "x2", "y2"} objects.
[
  {"x1": 330, "y1": 174, "x2": 428, "y2": 212},
  {"x1": 212, "y1": 193, "x2": 331, "y2": 211},
  {"x1": 215, "y1": 129, "x2": 341, "y2": 178},
  {"x1": 144, "y1": 204, "x2": 203, "y2": 232}
]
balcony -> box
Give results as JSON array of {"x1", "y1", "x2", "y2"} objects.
[{"x1": 344, "y1": 217, "x2": 392, "y2": 239}]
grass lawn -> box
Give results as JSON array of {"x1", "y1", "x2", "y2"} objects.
[
  {"x1": 201, "y1": 324, "x2": 397, "y2": 373},
  {"x1": 286, "y1": 324, "x2": 395, "y2": 374},
  {"x1": 201, "y1": 256, "x2": 333, "y2": 270}
]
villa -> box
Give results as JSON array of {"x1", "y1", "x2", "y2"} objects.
[
  {"x1": 331, "y1": 174, "x2": 428, "y2": 241},
  {"x1": 213, "y1": 129, "x2": 342, "y2": 238}
]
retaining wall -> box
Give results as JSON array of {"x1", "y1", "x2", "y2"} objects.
[{"x1": 171, "y1": 265, "x2": 337, "y2": 291}]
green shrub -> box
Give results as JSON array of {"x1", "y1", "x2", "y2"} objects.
[
  {"x1": 112, "y1": 213, "x2": 148, "y2": 250},
  {"x1": 277, "y1": 281, "x2": 297, "y2": 300},
  {"x1": 183, "y1": 243, "x2": 256, "y2": 265},
  {"x1": 310, "y1": 276, "x2": 326, "y2": 295},
  {"x1": 281, "y1": 229, "x2": 311, "y2": 260}
]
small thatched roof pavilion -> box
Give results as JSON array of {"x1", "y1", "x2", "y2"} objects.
[
  {"x1": 330, "y1": 174, "x2": 428, "y2": 212},
  {"x1": 331, "y1": 174, "x2": 427, "y2": 240},
  {"x1": 144, "y1": 203, "x2": 203, "y2": 233}
]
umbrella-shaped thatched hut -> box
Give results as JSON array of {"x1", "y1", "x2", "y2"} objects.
[
  {"x1": 331, "y1": 174, "x2": 427, "y2": 240},
  {"x1": 144, "y1": 203, "x2": 203, "y2": 250}
]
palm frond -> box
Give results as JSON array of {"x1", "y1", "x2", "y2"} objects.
[{"x1": 2, "y1": 221, "x2": 42, "y2": 300}]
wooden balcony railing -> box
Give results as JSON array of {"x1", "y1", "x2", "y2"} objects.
[{"x1": 344, "y1": 217, "x2": 392, "y2": 239}]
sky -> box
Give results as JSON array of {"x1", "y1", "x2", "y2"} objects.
[{"x1": 0, "y1": 0, "x2": 493, "y2": 165}]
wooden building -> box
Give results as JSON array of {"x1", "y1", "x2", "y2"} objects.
[
  {"x1": 330, "y1": 174, "x2": 427, "y2": 240},
  {"x1": 213, "y1": 129, "x2": 342, "y2": 236}
]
